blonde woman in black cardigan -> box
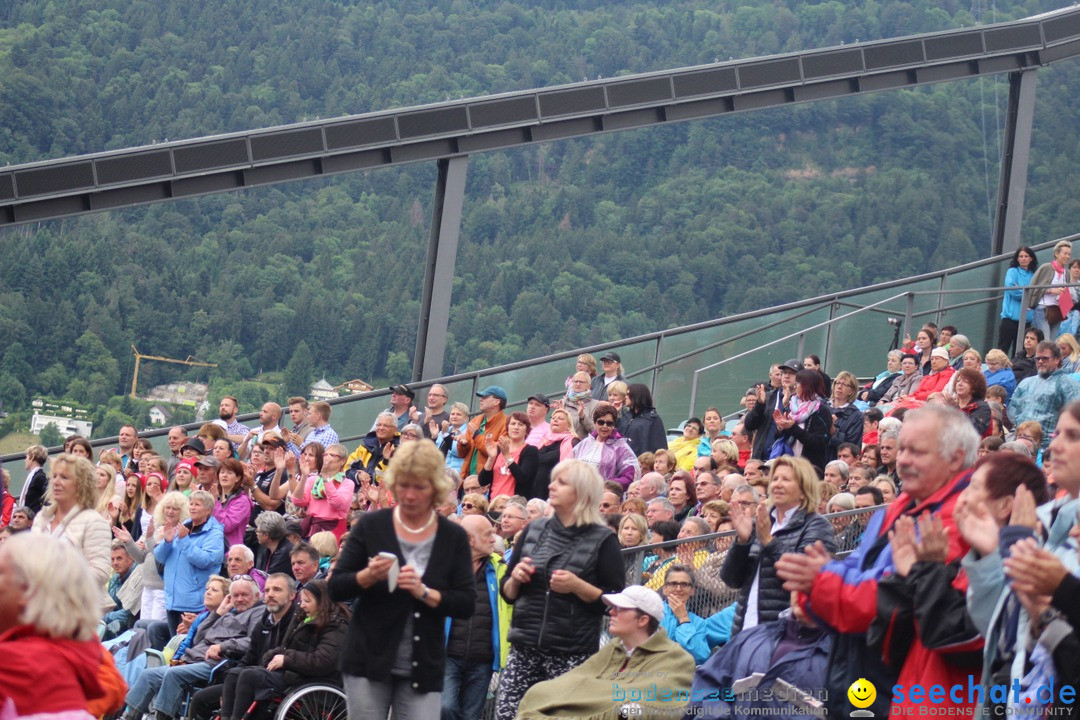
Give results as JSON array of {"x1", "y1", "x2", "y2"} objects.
[{"x1": 329, "y1": 440, "x2": 474, "y2": 720}]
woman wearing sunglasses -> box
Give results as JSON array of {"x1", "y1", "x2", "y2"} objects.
[{"x1": 571, "y1": 403, "x2": 640, "y2": 491}]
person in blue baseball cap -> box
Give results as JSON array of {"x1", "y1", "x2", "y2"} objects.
[{"x1": 457, "y1": 387, "x2": 508, "y2": 476}]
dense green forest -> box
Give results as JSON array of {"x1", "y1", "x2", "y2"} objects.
[{"x1": 0, "y1": 0, "x2": 1078, "y2": 435}]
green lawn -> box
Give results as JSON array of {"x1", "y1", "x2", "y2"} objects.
[{"x1": 0, "y1": 432, "x2": 41, "y2": 455}]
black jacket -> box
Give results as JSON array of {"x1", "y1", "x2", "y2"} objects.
[
  {"x1": 531, "y1": 440, "x2": 565, "y2": 500},
  {"x1": 478, "y1": 444, "x2": 539, "y2": 498},
  {"x1": 617, "y1": 407, "x2": 668, "y2": 455},
  {"x1": 720, "y1": 508, "x2": 837, "y2": 636},
  {"x1": 744, "y1": 388, "x2": 783, "y2": 461},
  {"x1": 256, "y1": 538, "x2": 295, "y2": 578},
  {"x1": 501, "y1": 516, "x2": 624, "y2": 654},
  {"x1": 240, "y1": 604, "x2": 297, "y2": 668},
  {"x1": 590, "y1": 373, "x2": 627, "y2": 400},
  {"x1": 264, "y1": 609, "x2": 349, "y2": 686},
  {"x1": 21, "y1": 467, "x2": 48, "y2": 514},
  {"x1": 329, "y1": 510, "x2": 474, "y2": 692},
  {"x1": 779, "y1": 402, "x2": 833, "y2": 472},
  {"x1": 828, "y1": 403, "x2": 864, "y2": 460},
  {"x1": 863, "y1": 372, "x2": 899, "y2": 405}
]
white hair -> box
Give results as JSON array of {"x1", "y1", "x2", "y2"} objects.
[{"x1": 3, "y1": 533, "x2": 101, "y2": 641}]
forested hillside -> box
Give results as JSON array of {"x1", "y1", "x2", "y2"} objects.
[{"x1": 0, "y1": 0, "x2": 1078, "y2": 434}]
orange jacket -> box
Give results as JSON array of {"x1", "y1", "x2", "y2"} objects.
[{"x1": 456, "y1": 411, "x2": 507, "y2": 477}]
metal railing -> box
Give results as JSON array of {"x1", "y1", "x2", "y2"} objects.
[{"x1": 3, "y1": 234, "x2": 1077, "y2": 491}]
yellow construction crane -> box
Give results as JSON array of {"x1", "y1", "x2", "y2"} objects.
[{"x1": 130, "y1": 345, "x2": 218, "y2": 398}]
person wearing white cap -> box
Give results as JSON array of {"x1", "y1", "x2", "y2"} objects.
[{"x1": 515, "y1": 584, "x2": 695, "y2": 719}]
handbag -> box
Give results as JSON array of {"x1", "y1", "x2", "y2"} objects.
[
  {"x1": 768, "y1": 436, "x2": 793, "y2": 460},
  {"x1": 1045, "y1": 304, "x2": 1064, "y2": 326}
]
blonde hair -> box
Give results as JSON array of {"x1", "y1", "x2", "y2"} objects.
[
  {"x1": 710, "y1": 438, "x2": 739, "y2": 466},
  {"x1": 309, "y1": 531, "x2": 339, "y2": 559},
  {"x1": 619, "y1": 513, "x2": 648, "y2": 547},
  {"x1": 462, "y1": 493, "x2": 489, "y2": 514},
  {"x1": 549, "y1": 459, "x2": 604, "y2": 527},
  {"x1": 3, "y1": 533, "x2": 102, "y2": 641},
  {"x1": 154, "y1": 490, "x2": 191, "y2": 527},
  {"x1": 46, "y1": 454, "x2": 99, "y2": 511},
  {"x1": 606, "y1": 380, "x2": 629, "y2": 399},
  {"x1": 384, "y1": 439, "x2": 454, "y2": 506},
  {"x1": 768, "y1": 455, "x2": 821, "y2": 514},
  {"x1": 1059, "y1": 333, "x2": 1080, "y2": 362},
  {"x1": 99, "y1": 449, "x2": 124, "y2": 474},
  {"x1": 577, "y1": 354, "x2": 597, "y2": 377},
  {"x1": 833, "y1": 371, "x2": 859, "y2": 401},
  {"x1": 984, "y1": 348, "x2": 1011, "y2": 368}
]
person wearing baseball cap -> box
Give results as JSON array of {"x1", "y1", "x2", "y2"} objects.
[
  {"x1": 193, "y1": 455, "x2": 220, "y2": 493},
  {"x1": 374, "y1": 384, "x2": 416, "y2": 433},
  {"x1": 515, "y1": 584, "x2": 695, "y2": 719},
  {"x1": 457, "y1": 386, "x2": 508, "y2": 476},
  {"x1": 591, "y1": 351, "x2": 627, "y2": 399},
  {"x1": 524, "y1": 393, "x2": 552, "y2": 447}
]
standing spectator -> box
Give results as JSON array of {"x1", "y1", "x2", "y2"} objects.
[
  {"x1": 154, "y1": 488, "x2": 225, "y2": 633},
  {"x1": 617, "y1": 383, "x2": 668, "y2": 455},
  {"x1": 494, "y1": 460, "x2": 623, "y2": 720},
  {"x1": 346, "y1": 412, "x2": 400, "y2": 487},
  {"x1": 378, "y1": 384, "x2": 415, "y2": 432},
  {"x1": 214, "y1": 458, "x2": 254, "y2": 548},
  {"x1": 803, "y1": 354, "x2": 832, "y2": 395},
  {"x1": 572, "y1": 403, "x2": 640, "y2": 490},
  {"x1": 0, "y1": 533, "x2": 126, "y2": 717},
  {"x1": 291, "y1": 443, "x2": 354, "y2": 539},
  {"x1": 532, "y1": 408, "x2": 576, "y2": 500},
  {"x1": 774, "y1": 369, "x2": 832, "y2": 470},
  {"x1": 458, "y1": 386, "x2": 509, "y2": 478},
  {"x1": 165, "y1": 426, "x2": 188, "y2": 480},
  {"x1": 116, "y1": 424, "x2": 138, "y2": 468},
  {"x1": 17, "y1": 444, "x2": 48, "y2": 513},
  {"x1": 523, "y1": 393, "x2": 551, "y2": 447},
  {"x1": 563, "y1": 372, "x2": 600, "y2": 440},
  {"x1": 720, "y1": 456, "x2": 836, "y2": 636},
  {"x1": 590, "y1": 351, "x2": 627, "y2": 399},
  {"x1": 285, "y1": 397, "x2": 312, "y2": 446},
  {"x1": 998, "y1": 245, "x2": 1038, "y2": 354},
  {"x1": 301, "y1": 401, "x2": 339, "y2": 450},
  {"x1": 418, "y1": 384, "x2": 451, "y2": 439},
  {"x1": 480, "y1": 411, "x2": 539, "y2": 499},
  {"x1": 1029, "y1": 239, "x2": 1072, "y2": 340},
  {"x1": 30, "y1": 453, "x2": 112, "y2": 613},
  {"x1": 435, "y1": 402, "x2": 470, "y2": 474},
  {"x1": 330, "y1": 440, "x2": 474, "y2": 720},
  {"x1": 776, "y1": 405, "x2": 980, "y2": 717},
  {"x1": 442, "y1": 515, "x2": 513, "y2": 720},
  {"x1": 744, "y1": 361, "x2": 797, "y2": 462},
  {"x1": 217, "y1": 396, "x2": 251, "y2": 448},
  {"x1": 253, "y1": 512, "x2": 294, "y2": 578}
]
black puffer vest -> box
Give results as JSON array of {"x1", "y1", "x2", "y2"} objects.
[{"x1": 506, "y1": 517, "x2": 610, "y2": 654}]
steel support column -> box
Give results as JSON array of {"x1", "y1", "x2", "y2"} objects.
[
  {"x1": 413, "y1": 155, "x2": 469, "y2": 381},
  {"x1": 991, "y1": 69, "x2": 1038, "y2": 257}
]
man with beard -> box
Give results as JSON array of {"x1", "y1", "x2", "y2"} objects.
[
  {"x1": 1008, "y1": 340, "x2": 1080, "y2": 449},
  {"x1": 217, "y1": 396, "x2": 251, "y2": 448}
]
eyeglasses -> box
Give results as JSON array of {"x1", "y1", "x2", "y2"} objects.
[
  {"x1": 594, "y1": 419, "x2": 615, "y2": 427},
  {"x1": 736, "y1": 500, "x2": 756, "y2": 508},
  {"x1": 324, "y1": 452, "x2": 344, "y2": 459},
  {"x1": 230, "y1": 574, "x2": 254, "y2": 582},
  {"x1": 665, "y1": 581, "x2": 693, "y2": 589},
  {"x1": 1035, "y1": 356, "x2": 1055, "y2": 363},
  {"x1": 461, "y1": 503, "x2": 477, "y2": 510},
  {"x1": 502, "y1": 514, "x2": 526, "y2": 522},
  {"x1": 401, "y1": 432, "x2": 419, "y2": 438}
]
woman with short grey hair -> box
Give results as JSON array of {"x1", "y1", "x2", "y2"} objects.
[{"x1": 254, "y1": 510, "x2": 293, "y2": 577}]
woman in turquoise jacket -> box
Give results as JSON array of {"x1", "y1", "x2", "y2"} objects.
[{"x1": 997, "y1": 246, "x2": 1037, "y2": 355}]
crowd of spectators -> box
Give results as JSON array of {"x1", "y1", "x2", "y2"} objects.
[{"x1": 2, "y1": 292, "x2": 1080, "y2": 719}]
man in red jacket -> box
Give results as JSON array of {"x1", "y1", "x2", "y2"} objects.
[{"x1": 776, "y1": 405, "x2": 983, "y2": 717}]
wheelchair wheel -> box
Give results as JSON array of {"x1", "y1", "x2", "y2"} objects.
[{"x1": 273, "y1": 684, "x2": 347, "y2": 720}]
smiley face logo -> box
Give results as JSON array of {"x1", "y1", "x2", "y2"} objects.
[{"x1": 848, "y1": 678, "x2": 876, "y2": 709}]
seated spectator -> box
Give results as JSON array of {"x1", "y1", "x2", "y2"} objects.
[
  {"x1": 872, "y1": 476, "x2": 897, "y2": 504},
  {"x1": 1013, "y1": 328, "x2": 1042, "y2": 383},
  {"x1": 659, "y1": 564, "x2": 713, "y2": 664},
  {"x1": 307, "y1": 531, "x2": 339, "y2": 571},
  {"x1": 0, "y1": 533, "x2": 126, "y2": 717},
  {"x1": 218, "y1": 580, "x2": 346, "y2": 720},
  {"x1": 618, "y1": 513, "x2": 649, "y2": 579},
  {"x1": 1061, "y1": 332, "x2": 1080, "y2": 374},
  {"x1": 226, "y1": 544, "x2": 266, "y2": 591},
  {"x1": 685, "y1": 596, "x2": 832, "y2": 718},
  {"x1": 289, "y1": 542, "x2": 326, "y2": 599},
  {"x1": 1008, "y1": 340, "x2": 1080, "y2": 449},
  {"x1": 652, "y1": 449, "x2": 676, "y2": 478},
  {"x1": 103, "y1": 539, "x2": 145, "y2": 640},
  {"x1": 984, "y1": 348, "x2": 1018, "y2": 402},
  {"x1": 669, "y1": 417, "x2": 704, "y2": 471},
  {"x1": 942, "y1": 347, "x2": 982, "y2": 401},
  {"x1": 621, "y1": 497, "x2": 647, "y2": 516},
  {"x1": 835, "y1": 487, "x2": 882, "y2": 550},
  {"x1": 859, "y1": 350, "x2": 903, "y2": 405},
  {"x1": 978, "y1": 436, "x2": 1005, "y2": 458},
  {"x1": 879, "y1": 354, "x2": 921, "y2": 405},
  {"x1": 515, "y1": 586, "x2": 695, "y2": 719},
  {"x1": 253, "y1": 511, "x2": 294, "y2": 578},
  {"x1": 121, "y1": 576, "x2": 265, "y2": 720},
  {"x1": 188, "y1": 574, "x2": 298, "y2": 720},
  {"x1": 709, "y1": 439, "x2": 739, "y2": 473},
  {"x1": 899, "y1": 347, "x2": 955, "y2": 404},
  {"x1": 641, "y1": 520, "x2": 680, "y2": 587},
  {"x1": 946, "y1": 367, "x2": 992, "y2": 437},
  {"x1": 822, "y1": 460, "x2": 849, "y2": 492},
  {"x1": 828, "y1": 371, "x2": 864, "y2": 455},
  {"x1": 667, "y1": 474, "x2": 695, "y2": 523}
]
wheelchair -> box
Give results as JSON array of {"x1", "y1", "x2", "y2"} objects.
[{"x1": 271, "y1": 683, "x2": 347, "y2": 720}]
